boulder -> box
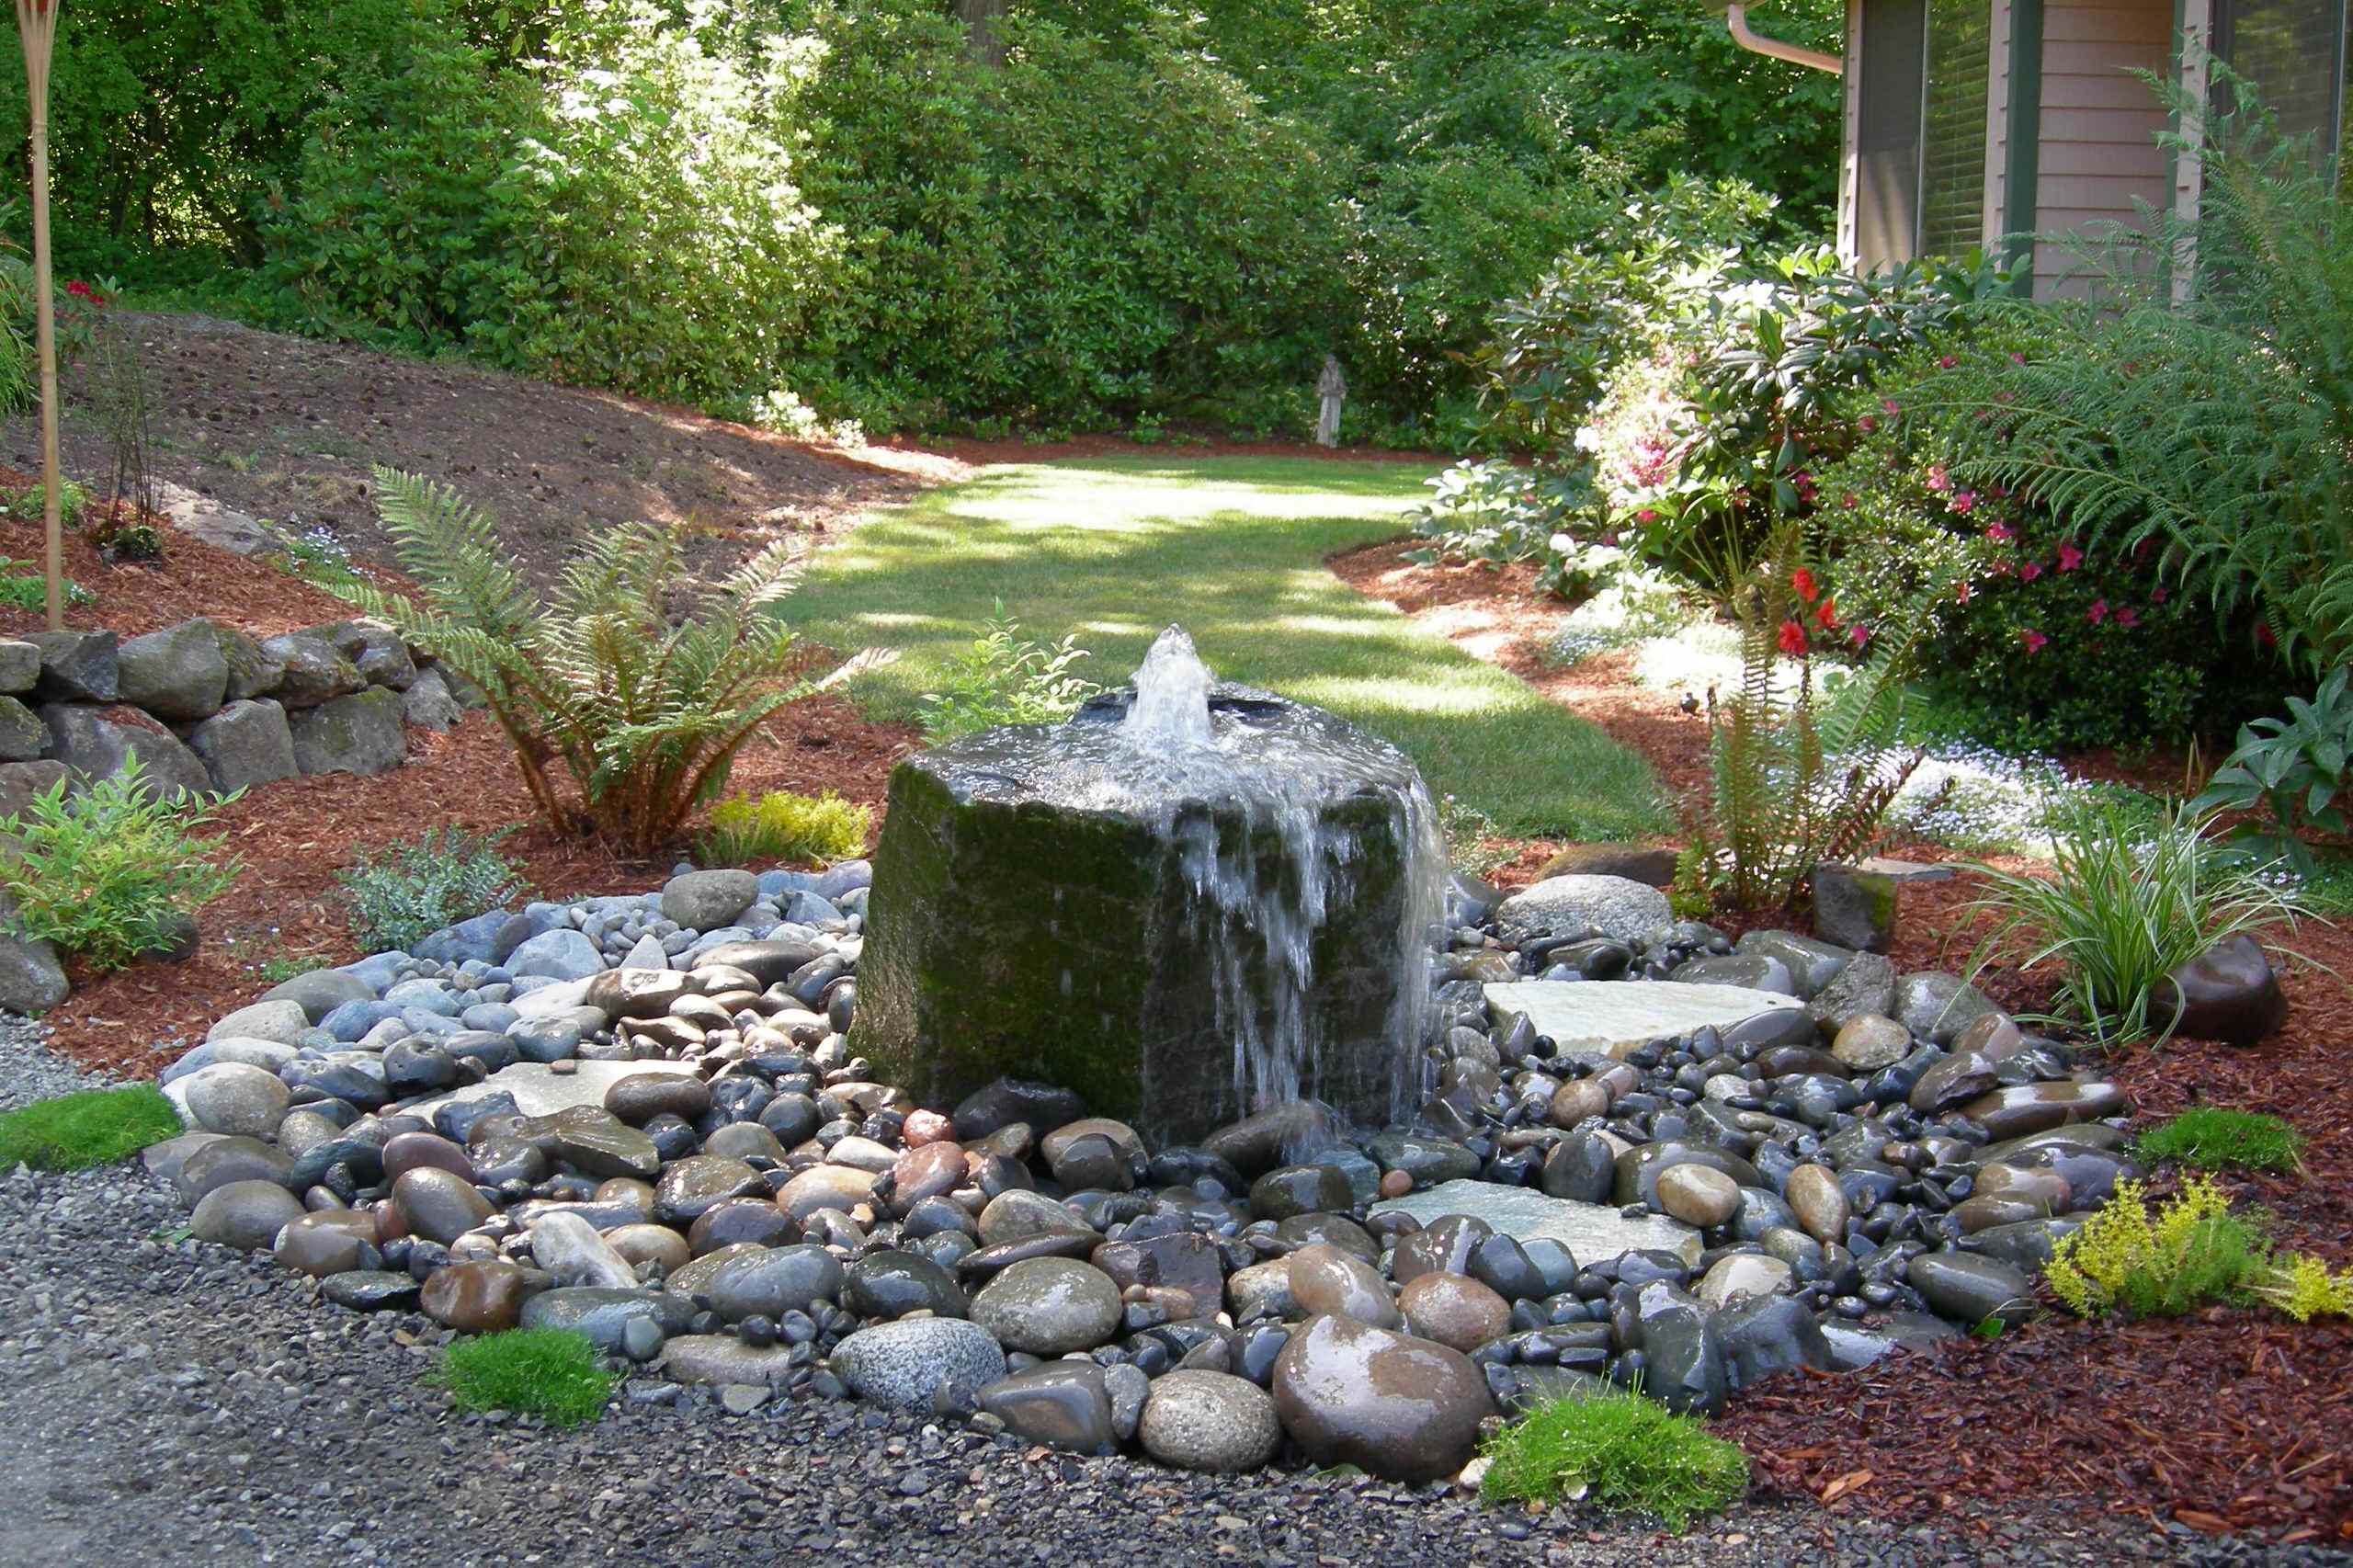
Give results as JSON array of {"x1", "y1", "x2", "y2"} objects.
[
  {"x1": 116, "y1": 618, "x2": 230, "y2": 721},
  {"x1": 0, "y1": 923, "x2": 70, "y2": 1013},
  {"x1": 2153, "y1": 933, "x2": 2287, "y2": 1047},
  {"x1": 27, "y1": 631, "x2": 116, "y2": 703},
  {"x1": 188, "y1": 1179, "x2": 305, "y2": 1252},
  {"x1": 0, "y1": 696, "x2": 43, "y2": 762},
  {"x1": 289, "y1": 687, "x2": 406, "y2": 777},
  {"x1": 0, "y1": 759, "x2": 70, "y2": 825},
  {"x1": 40, "y1": 704, "x2": 211, "y2": 801},
  {"x1": 1270, "y1": 1314, "x2": 1493, "y2": 1482},
  {"x1": 1482, "y1": 979, "x2": 1801, "y2": 1061},
  {"x1": 0, "y1": 638, "x2": 39, "y2": 694},
  {"x1": 215, "y1": 624, "x2": 284, "y2": 701},
  {"x1": 1529, "y1": 843, "x2": 1678, "y2": 885},
  {"x1": 659, "y1": 869, "x2": 759, "y2": 931},
  {"x1": 1495, "y1": 873, "x2": 1672, "y2": 942},
  {"x1": 1138, "y1": 1369, "x2": 1283, "y2": 1473},
  {"x1": 186, "y1": 699, "x2": 298, "y2": 791},
  {"x1": 831, "y1": 1318, "x2": 1007, "y2": 1411},
  {"x1": 306, "y1": 619, "x2": 417, "y2": 689},
  {"x1": 401, "y1": 665, "x2": 465, "y2": 733},
  {"x1": 257, "y1": 633, "x2": 364, "y2": 709}
]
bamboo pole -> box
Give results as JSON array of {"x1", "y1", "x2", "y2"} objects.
[{"x1": 17, "y1": 0, "x2": 62, "y2": 631}]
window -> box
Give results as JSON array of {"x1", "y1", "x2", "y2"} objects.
[
  {"x1": 2215, "y1": 0, "x2": 2346, "y2": 161},
  {"x1": 1920, "y1": 0, "x2": 1995, "y2": 254}
]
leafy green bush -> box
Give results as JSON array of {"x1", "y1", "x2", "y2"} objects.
[
  {"x1": 335, "y1": 827, "x2": 527, "y2": 955},
  {"x1": 6, "y1": 480, "x2": 91, "y2": 527},
  {"x1": 0, "y1": 562, "x2": 95, "y2": 611},
  {"x1": 330, "y1": 469, "x2": 833, "y2": 856},
  {"x1": 1907, "y1": 69, "x2": 2353, "y2": 676},
  {"x1": 2189, "y1": 668, "x2": 2353, "y2": 875},
  {"x1": 437, "y1": 1328, "x2": 615, "y2": 1426},
  {"x1": 918, "y1": 607, "x2": 1099, "y2": 743},
  {"x1": 1965, "y1": 797, "x2": 2307, "y2": 1043},
  {"x1": 700, "y1": 790, "x2": 871, "y2": 868},
  {"x1": 1480, "y1": 1390, "x2": 1750, "y2": 1530},
  {"x1": 0, "y1": 1085, "x2": 182, "y2": 1170},
  {"x1": 0, "y1": 756, "x2": 239, "y2": 971},
  {"x1": 2135, "y1": 1108, "x2": 2305, "y2": 1174},
  {"x1": 2046, "y1": 1176, "x2": 2268, "y2": 1318}
]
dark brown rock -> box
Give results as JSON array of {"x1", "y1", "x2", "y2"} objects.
[
  {"x1": 2154, "y1": 933, "x2": 2288, "y2": 1047},
  {"x1": 1270, "y1": 1314, "x2": 1494, "y2": 1482}
]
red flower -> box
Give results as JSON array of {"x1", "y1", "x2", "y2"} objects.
[
  {"x1": 2152, "y1": 585, "x2": 2168, "y2": 604},
  {"x1": 2113, "y1": 605, "x2": 2140, "y2": 630},
  {"x1": 2021, "y1": 628, "x2": 2049, "y2": 653},
  {"x1": 1814, "y1": 597, "x2": 1839, "y2": 629},
  {"x1": 2086, "y1": 598, "x2": 2109, "y2": 624},
  {"x1": 1850, "y1": 623, "x2": 1871, "y2": 650},
  {"x1": 2256, "y1": 623, "x2": 2278, "y2": 648},
  {"x1": 1949, "y1": 492, "x2": 1975, "y2": 515},
  {"x1": 1790, "y1": 567, "x2": 1819, "y2": 602},
  {"x1": 1857, "y1": 415, "x2": 1878, "y2": 433},
  {"x1": 2057, "y1": 540, "x2": 2084, "y2": 572},
  {"x1": 65, "y1": 279, "x2": 92, "y2": 300},
  {"x1": 1985, "y1": 519, "x2": 2013, "y2": 541},
  {"x1": 1955, "y1": 580, "x2": 1972, "y2": 605},
  {"x1": 2019, "y1": 560, "x2": 2043, "y2": 582},
  {"x1": 1636, "y1": 509, "x2": 1659, "y2": 523},
  {"x1": 1938, "y1": 355, "x2": 1957, "y2": 369},
  {"x1": 1778, "y1": 619, "x2": 1808, "y2": 656}
]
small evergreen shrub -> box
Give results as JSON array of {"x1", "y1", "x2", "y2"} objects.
[
  {"x1": 2255, "y1": 1254, "x2": 2353, "y2": 1322},
  {"x1": 699, "y1": 790, "x2": 871, "y2": 869},
  {"x1": 6, "y1": 479, "x2": 91, "y2": 525},
  {"x1": 2045, "y1": 1175, "x2": 2268, "y2": 1318},
  {"x1": 0, "y1": 756, "x2": 240, "y2": 971},
  {"x1": 0, "y1": 1085, "x2": 181, "y2": 1170},
  {"x1": 917, "y1": 606, "x2": 1099, "y2": 743},
  {"x1": 2135, "y1": 1108, "x2": 2305, "y2": 1174},
  {"x1": 335, "y1": 827, "x2": 528, "y2": 955},
  {"x1": 1480, "y1": 1390, "x2": 1750, "y2": 1531},
  {"x1": 437, "y1": 1328, "x2": 614, "y2": 1426},
  {"x1": 0, "y1": 558, "x2": 95, "y2": 610}
]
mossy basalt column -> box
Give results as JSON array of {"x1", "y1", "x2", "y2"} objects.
[{"x1": 854, "y1": 687, "x2": 1439, "y2": 1147}]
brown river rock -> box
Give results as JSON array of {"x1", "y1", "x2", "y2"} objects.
[
  {"x1": 1397, "y1": 1270, "x2": 1509, "y2": 1352},
  {"x1": 1270, "y1": 1314, "x2": 1495, "y2": 1482},
  {"x1": 420, "y1": 1259, "x2": 540, "y2": 1334},
  {"x1": 886, "y1": 1141, "x2": 968, "y2": 1215},
  {"x1": 1959, "y1": 1081, "x2": 2130, "y2": 1141},
  {"x1": 1287, "y1": 1243, "x2": 1401, "y2": 1329},
  {"x1": 272, "y1": 1210, "x2": 378, "y2": 1278},
  {"x1": 391, "y1": 1166, "x2": 494, "y2": 1245}
]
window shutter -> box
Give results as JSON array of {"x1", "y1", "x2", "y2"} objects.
[{"x1": 1920, "y1": 0, "x2": 1995, "y2": 256}]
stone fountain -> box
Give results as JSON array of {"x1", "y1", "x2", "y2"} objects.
[{"x1": 856, "y1": 627, "x2": 1446, "y2": 1145}]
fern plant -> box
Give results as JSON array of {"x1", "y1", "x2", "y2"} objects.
[
  {"x1": 1686, "y1": 521, "x2": 1936, "y2": 911},
  {"x1": 917, "y1": 604, "x2": 1099, "y2": 743},
  {"x1": 1902, "y1": 63, "x2": 2353, "y2": 671},
  {"x1": 332, "y1": 468, "x2": 836, "y2": 855}
]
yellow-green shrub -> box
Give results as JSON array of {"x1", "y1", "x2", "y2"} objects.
[
  {"x1": 2255, "y1": 1253, "x2": 2353, "y2": 1323},
  {"x1": 700, "y1": 790, "x2": 871, "y2": 869},
  {"x1": 2045, "y1": 1175, "x2": 2267, "y2": 1319}
]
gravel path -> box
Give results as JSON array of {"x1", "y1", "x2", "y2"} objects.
[{"x1": 0, "y1": 1028, "x2": 2339, "y2": 1568}]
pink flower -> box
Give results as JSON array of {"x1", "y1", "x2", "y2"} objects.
[
  {"x1": 2113, "y1": 606, "x2": 2140, "y2": 630},
  {"x1": 2153, "y1": 585, "x2": 2168, "y2": 604},
  {"x1": 1849, "y1": 623, "x2": 1871, "y2": 650},
  {"x1": 1857, "y1": 415, "x2": 1878, "y2": 433},
  {"x1": 1949, "y1": 492, "x2": 1976, "y2": 515},
  {"x1": 1927, "y1": 465, "x2": 1951, "y2": 493},
  {"x1": 2010, "y1": 350, "x2": 2027, "y2": 365},
  {"x1": 2021, "y1": 628, "x2": 2049, "y2": 653},
  {"x1": 1841, "y1": 494, "x2": 1859, "y2": 509},
  {"x1": 1955, "y1": 580, "x2": 1973, "y2": 605},
  {"x1": 1636, "y1": 509, "x2": 1658, "y2": 523},
  {"x1": 2057, "y1": 540, "x2": 2085, "y2": 572},
  {"x1": 1938, "y1": 355, "x2": 1957, "y2": 369},
  {"x1": 1985, "y1": 519, "x2": 2013, "y2": 541},
  {"x1": 1881, "y1": 398, "x2": 1902, "y2": 416},
  {"x1": 2086, "y1": 598, "x2": 2109, "y2": 624},
  {"x1": 1778, "y1": 619, "x2": 1809, "y2": 656},
  {"x1": 2019, "y1": 560, "x2": 2043, "y2": 582}
]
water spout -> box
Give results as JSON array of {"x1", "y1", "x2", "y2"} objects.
[{"x1": 1123, "y1": 625, "x2": 1215, "y2": 748}]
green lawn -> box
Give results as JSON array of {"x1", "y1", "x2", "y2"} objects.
[{"x1": 793, "y1": 455, "x2": 1665, "y2": 840}]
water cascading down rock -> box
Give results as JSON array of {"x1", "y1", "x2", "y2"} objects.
[{"x1": 857, "y1": 628, "x2": 1445, "y2": 1145}]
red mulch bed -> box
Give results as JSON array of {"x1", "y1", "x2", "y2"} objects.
[{"x1": 1330, "y1": 532, "x2": 2353, "y2": 1546}]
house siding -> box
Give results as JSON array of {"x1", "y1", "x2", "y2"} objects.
[{"x1": 2032, "y1": 0, "x2": 2175, "y2": 293}]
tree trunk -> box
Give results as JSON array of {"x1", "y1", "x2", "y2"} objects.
[{"x1": 956, "y1": 0, "x2": 1006, "y2": 65}]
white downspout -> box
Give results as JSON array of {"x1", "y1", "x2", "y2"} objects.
[{"x1": 1726, "y1": 2, "x2": 1845, "y2": 74}]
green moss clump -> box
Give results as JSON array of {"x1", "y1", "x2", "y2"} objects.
[
  {"x1": 437, "y1": 1329, "x2": 615, "y2": 1426},
  {"x1": 2134, "y1": 1107, "x2": 2305, "y2": 1173},
  {"x1": 0, "y1": 1085, "x2": 183, "y2": 1170},
  {"x1": 1480, "y1": 1391, "x2": 1751, "y2": 1531}
]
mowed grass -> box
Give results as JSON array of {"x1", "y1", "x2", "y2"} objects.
[
  {"x1": 0, "y1": 1085, "x2": 182, "y2": 1171},
  {"x1": 793, "y1": 457, "x2": 1665, "y2": 839},
  {"x1": 438, "y1": 1328, "x2": 615, "y2": 1426}
]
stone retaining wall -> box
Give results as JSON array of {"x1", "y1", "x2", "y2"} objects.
[{"x1": 0, "y1": 617, "x2": 474, "y2": 814}]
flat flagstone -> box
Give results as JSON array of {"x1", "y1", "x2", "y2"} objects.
[
  {"x1": 1370, "y1": 1179, "x2": 1701, "y2": 1265},
  {"x1": 1483, "y1": 979, "x2": 1801, "y2": 1059},
  {"x1": 404, "y1": 1059, "x2": 699, "y2": 1121}
]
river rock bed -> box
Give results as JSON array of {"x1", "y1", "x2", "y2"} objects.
[{"x1": 146, "y1": 863, "x2": 2139, "y2": 1489}]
